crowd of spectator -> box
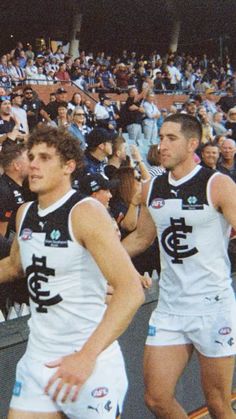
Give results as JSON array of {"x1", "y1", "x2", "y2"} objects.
[{"x1": 0, "y1": 41, "x2": 236, "y2": 95}]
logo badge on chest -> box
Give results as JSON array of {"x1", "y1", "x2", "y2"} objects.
[{"x1": 151, "y1": 198, "x2": 165, "y2": 209}]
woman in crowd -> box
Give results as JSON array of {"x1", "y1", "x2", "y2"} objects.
[
  {"x1": 67, "y1": 92, "x2": 83, "y2": 112},
  {"x1": 109, "y1": 166, "x2": 142, "y2": 238},
  {"x1": 68, "y1": 105, "x2": 90, "y2": 150},
  {"x1": 197, "y1": 105, "x2": 214, "y2": 143}
]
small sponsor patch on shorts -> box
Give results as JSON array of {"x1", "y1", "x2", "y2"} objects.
[
  {"x1": 12, "y1": 380, "x2": 22, "y2": 397},
  {"x1": 91, "y1": 387, "x2": 109, "y2": 398},
  {"x1": 218, "y1": 327, "x2": 232, "y2": 335},
  {"x1": 148, "y1": 325, "x2": 157, "y2": 336}
]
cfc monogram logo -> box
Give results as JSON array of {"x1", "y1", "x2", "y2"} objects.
[
  {"x1": 161, "y1": 217, "x2": 198, "y2": 264},
  {"x1": 26, "y1": 255, "x2": 62, "y2": 313}
]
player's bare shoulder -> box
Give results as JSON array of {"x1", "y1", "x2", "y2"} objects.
[
  {"x1": 209, "y1": 172, "x2": 236, "y2": 210},
  {"x1": 70, "y1": 196, "x2": 114, "y2": 244},
  {"x1": 15, "y1": 201, "x2": 34, "y2": 231}
]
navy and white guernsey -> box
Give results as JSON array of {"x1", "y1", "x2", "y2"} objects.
[
  {"x1": 18, "y1": 190, "x2": 116, "y2": 360},
  {"x1": 147, "y1": 165, "x2": 235, "y2": 315}
]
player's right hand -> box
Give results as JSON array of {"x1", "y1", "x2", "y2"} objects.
[{"x1": 44, "y1": 350, "x2": 96, "y2": 403}]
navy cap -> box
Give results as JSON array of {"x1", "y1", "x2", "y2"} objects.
[
  {"x1": 79, "y1": 173, "x2": 119, "y2": 195},
  {"x1": 86, "y1": 127, "x2": 118, "y2": 149}
]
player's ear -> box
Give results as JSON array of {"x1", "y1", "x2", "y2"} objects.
[
  {"x1": 64, "y1": 159, "x2": 76, "y2": 175},
  {"x1": 188, "y1": 137, "x2": 199, "y2": 152}
]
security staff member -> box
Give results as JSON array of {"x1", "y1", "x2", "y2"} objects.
[
  {"x1": 22, "y1": 87, "x2": 46, "y2": 131},
  {"x1": 0, "y1": 142, "x2": 29, "y2": 241},
  {"x1": 45, "y1": 87, "x2": 68, "y2": 121}
]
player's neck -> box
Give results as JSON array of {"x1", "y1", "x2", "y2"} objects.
[
  {"x1": 38, "y1": 185, "x2": 72, "y2": 209},
  {"x1": 170, "y1": 160, "x2": 198, "y2": 181}
]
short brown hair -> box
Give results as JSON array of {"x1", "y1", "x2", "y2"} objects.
[
  {"x1": 27, "y1": 125, "x2": 84, "y2": 171},
  {"x1": 164, "y1": 113, "x2": 202, "y2": 141}
]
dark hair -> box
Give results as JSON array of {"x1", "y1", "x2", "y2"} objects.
[
  {"x1": 192, "y1": 94, "x2": 203, "y2": 104},
  {"x1": 164, "y1": 113, "x2": 202, "y2": 141},
  {"x1": 201, "y1": 141, "x2": 219, "y2": 152},
  {"x1": 0, "y1": 142, "x2": 26, "y2": 169},
  {"x1": 112, "y1": 166, "x2": 136, "y2": 205},
  {"x1": 147, "y1": 144, "x2": 161, "y2": 166},
  {"x1": 57, "y1": 101, "x2": 68, "y2": 109},
  {"x1": 27, "y1": 126, "x2": 84, "y2": 171},
  {"x1": 23, "y1": 86, "x2": 33, "y2": 93},
  {"x1": 71, "y1": 92, "x2": 82, "y2": 106}
]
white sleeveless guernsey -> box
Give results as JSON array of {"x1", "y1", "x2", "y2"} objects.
[
  {"x1": 147, "y1": 165, "x2": 235, "y2": 315},
  {"x1": 18, "y1": 190, "x2": 115, "y2": 360}
]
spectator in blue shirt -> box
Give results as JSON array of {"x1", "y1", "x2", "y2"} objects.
[
  {"x1": 69, "y1": 106, "x2": 90, "y2": 150},
  {"x1": 83, "y1": 127, "x2": 118, "y2": 175}
]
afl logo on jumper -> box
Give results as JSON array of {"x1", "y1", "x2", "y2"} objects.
[
  {"x1": 161, "y1": 217, "x2": 198, "y2": 264},
  {"x1": 21, "y1": 228, "x2": 33, "y2": 241},
  {"x1": 151, "y1": 198, "x2": 165, "y2": 209},
  {"x1": 26, "y1": 254, "x2": 62, "y2": 313}
]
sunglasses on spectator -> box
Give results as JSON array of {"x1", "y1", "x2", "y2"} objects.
[
  {"x1": 74, "y1": 113, "x2": 85, "y2": 116},
  {"x1": 25, "y1": 91, "x2": 33, "y2": 94}
]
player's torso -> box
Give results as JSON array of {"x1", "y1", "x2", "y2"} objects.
[
  {"x1": 148, "y1": 166, "x2": 234, "y2": 315},
  {"x1": 18, "y1": 190, "x2": 107, "y2": 358}
]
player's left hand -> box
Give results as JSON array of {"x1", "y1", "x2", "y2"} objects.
[{"x1": 44, "y1": 351, "x2": 96, "y2": 403}]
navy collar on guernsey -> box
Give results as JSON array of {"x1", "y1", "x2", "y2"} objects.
[{"x1": 168, "y1": 165, "x2": 202, "y2": 187}]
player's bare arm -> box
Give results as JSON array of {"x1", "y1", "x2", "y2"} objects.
[
  {"x1": 74, "y1": 199, "x2": 145, "y2": 353},
  {"x1": 211, "y1": 172, "x2": 236, "y2": 228},
  {"x1": 122, "y1": 180, "x2": 157, "y2": 257},
  {"x1": 45, "y1": 198, "x2": 144, "y2": 402}
]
